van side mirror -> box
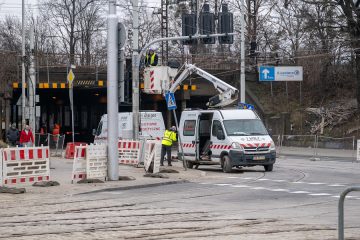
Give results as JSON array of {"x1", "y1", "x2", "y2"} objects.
[
  {"x1": 92, "y1": 129, "x2": 97, "y2": 136},
  {"x1": 267, "y1": 128, "x2": 273, "y2": 135},
  {"x1": 217, "y1": 129, "x2": 225, "y2": 140}
]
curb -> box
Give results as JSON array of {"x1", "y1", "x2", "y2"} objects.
[
  {"x1": 278, "y1": 153, "x2": 355, "y2": 161},
  {"x1": 77, "y1": 179, "x2": 189, "y2": 195}
]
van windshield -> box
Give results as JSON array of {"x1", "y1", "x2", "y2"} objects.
[{"x1": 223, "y1": 119, "x2": 268, "y2": 136}]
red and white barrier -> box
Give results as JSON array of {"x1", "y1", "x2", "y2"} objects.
[
  {"x1": 72, "y1": 145, "x2": 87, "y2": 182},
  {"x1": 1, "y1": 146, "x2": 50, "y2": 185},
  {"x1": 118, "y1": 140, "x2": 141, "y2": 165}
]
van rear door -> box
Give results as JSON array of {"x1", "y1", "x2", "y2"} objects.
[{"x1": 179, "y1": 111, "x2": 199, "y2": 160}]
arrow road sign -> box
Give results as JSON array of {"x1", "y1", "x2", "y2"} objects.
[
  {"x1": 259, "y1": 66, "x2": 275, "y2": 81},
  {"x1": 165, "y1": 92, "x2": 177, "y2": 110}
]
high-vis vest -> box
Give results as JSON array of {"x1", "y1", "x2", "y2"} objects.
[
  {"x1": 161, "y1": 130, "x2": 177, "y2": 146},
  {"x1": 146, "y1": 53, "x2": 156, "y2": 66}
]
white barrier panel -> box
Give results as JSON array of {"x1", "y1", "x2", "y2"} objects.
[
  {"x1": 144, "y1": 140, "x2": 162, "y2": 173},
  {"x1": 72, "y1": 146, "x2": 87, "y2": 182},
  {"x1": 86, "y1": 144, "x2": 107, "y2": 180},
  {"x1": 2, "y1": 147, "x2": 50, "y2": 185},
  {"x1": 118, "y1": 140, "x2": 141, "y2": 165}
]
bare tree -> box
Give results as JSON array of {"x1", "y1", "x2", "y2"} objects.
[{"x1": 39, "y1": 0, "x2": 99, "y2": 65}]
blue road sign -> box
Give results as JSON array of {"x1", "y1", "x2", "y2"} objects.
[
  {"x1": 165, "y1": 92, "x2": 177, "y2": 110},
  {"x1": 259, "y1": 66, "x2": 275, "y2": 81}
]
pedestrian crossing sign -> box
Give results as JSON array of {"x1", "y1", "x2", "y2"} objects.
[{"x1": 165, "y1": 92, "x2": 177, "y2": 110}]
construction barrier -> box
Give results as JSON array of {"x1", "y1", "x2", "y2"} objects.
[
  {"x1": 65, "y1": 142, "x2": 87, "y2": 159},
  {"x1": 86, "y1": 144, "x2": 107, "y2": 180},
  {"x1": 72, "y1": 145, "x2": 87, "y2": 183},
  {"x1": 118, "y1": 140, "x2": 141, "y2": 165},
  {"x1": 1, "y1": 146, "x2": 50, "y2": 185},
  {"x1": 144, "y1": 140, "x2": 162, "y2": 173}
]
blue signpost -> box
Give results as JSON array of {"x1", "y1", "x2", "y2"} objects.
[
  {"x1": 259, "y1": 66, "x2": 275, "y2": 81},
  {"x1": 165, "y1": 92, "x2": 177, "y2": 110}
]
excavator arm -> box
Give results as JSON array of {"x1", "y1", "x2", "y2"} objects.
[{"x1": 168, "y1": 64, "x2": 239, "y2": 108}]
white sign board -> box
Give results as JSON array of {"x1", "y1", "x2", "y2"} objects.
[
  {"x1": 275, "y1": 67, "x2": 303, "y2": 81},
  {"x1": 259, "y1": 66, "x2": 303, "y2": 81},
  {"x1": 357, "y1": 140, "x2": 360, "y2": 161}
]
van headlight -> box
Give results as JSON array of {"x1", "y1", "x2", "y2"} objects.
[
  {"x1": 231, "y1": 142, "x2": 244, "y2": 151},
  {"x1": 269, "y1": 140, "x2": 276, "y2": 150}
]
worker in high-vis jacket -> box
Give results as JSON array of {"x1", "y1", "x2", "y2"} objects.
[
  {"x1": 160, "y1": 126, "x2": 177, "y2": 166},
  {"x1": 145, "y1": 48, "x2": 158, "y2": 67}
]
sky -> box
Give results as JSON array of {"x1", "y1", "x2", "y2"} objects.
[
  {"x1": 0, "y1": 0, "x2": 39, "y2": 19},
  {"x1": 0, "y1": 0, "x2": 162, "y2": 20}
]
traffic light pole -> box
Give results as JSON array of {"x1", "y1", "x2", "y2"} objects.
[
  {"x1": 240, "y1": 0, "x2": 246, "y2": 103},
  {"x1": 132, "y1": 33, "x2": 236, "y2": 140}
]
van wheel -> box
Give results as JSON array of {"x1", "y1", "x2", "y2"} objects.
[
  {"x1": 222, "y1": 155, "x2": 232, "y2": 173},
  {"x1": 264, "y1": 164, "x2": 273, "y2": 172},
  {"x1": 186, "y1": 161, "x2": 194, "y2": 169}
]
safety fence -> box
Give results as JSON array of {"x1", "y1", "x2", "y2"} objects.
[
  {"x1": 0, "y1": 146, "x2": 50, "y2": 186},
  {"x1": 118, "y1": 140, "x2": 141, "y2": 165},
  {"x1": 72, "y1": 144, "x2": 107, "y2": 183},
  {"x1": 273, "y1": 134, "x2": 357, "y2": 161},
  {"x1": 35, "y1": 133, "x2": 65, "y2": 157}
]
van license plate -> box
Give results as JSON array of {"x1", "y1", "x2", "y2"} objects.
[{"x1": 253, "y1": 156, "x2": 265, "y2": 160}]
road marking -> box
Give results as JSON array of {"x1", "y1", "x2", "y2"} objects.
[
  {"x1": 231, "y1": 185, "x2": 250, "y2": 188},
  {"x1": 214, "y1": 183, "x2": 232, "y2": 186},
  {"x1": 242, "y1": 177, "x2": 253, "y2": 180},
  {"x1": 309, "y1": 193, "x2": 332, "y2": 196},
  {"x1": 272, "y1": 180, "x2": 286, "y2": 182},
  {"x1": 251, "y1": 187, "x2": 266, "y2": 190},
  {"x1": 308, "y1": 183, "x2": 325, "y2": 185},
  {"x1": 258, "y1": 179, "x2": 269, "y2": 181},
  {"x1": 269, "y1": 189, "x2": 289, "y2": 192},
  {"x1": 291, "y1": 181, "x2": 305, "y2": 184},
  {"x1": 290, "y1": 191, "x2": 311, "y2": 194},
  {"x1": 227, "y1": 177, "x2": 240, "y2": 179},
  {"x1": 329, "y1": 184, "x2": 346, "y2": 187}
]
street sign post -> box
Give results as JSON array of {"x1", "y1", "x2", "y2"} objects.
[
  {"x1": 259, "y1": 66, "x2": 303, "y2": 81},
  {"x1": 67, "y1": 68, "x2": 75, "y2": 143},
  {"x1": 164, "y1": 92, "x2": 186, "y2": 170},
  {"x1": 165, "y1": 92, "x2": 177, "y2": 110}
]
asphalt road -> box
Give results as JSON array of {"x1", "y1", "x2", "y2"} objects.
[{"x1": 1, "y1": 156, "x2": 359, "y2": 240}]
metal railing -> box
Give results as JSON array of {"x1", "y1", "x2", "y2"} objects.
[
  {"x1": 274, "y1": 134, "x2": 357, "y2": 161},
  {"x1": 338, "y1": 186, "x2": 360, "y2": 240},
  {"x1": 35, "y1": 133, "x2": 65, "y2": 157}
]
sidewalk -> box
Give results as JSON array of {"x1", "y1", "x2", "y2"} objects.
[{"x1": 7, "y1": 157, "x2": 205, "y2": 197}]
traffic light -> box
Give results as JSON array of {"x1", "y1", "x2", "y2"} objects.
[
  {"x1": 199, "y1": 4, "x2": 215, "y2": 44},
  {"x1": 182, "y1": 14, "x2": 197, "y2": 45},
  {"x1": 218, "y1": 4, "x2": 233, "y2": 44}
]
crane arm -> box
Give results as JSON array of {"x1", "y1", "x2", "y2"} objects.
[{"x1": 168, "y1": 64, "x2": 239, "y2": 108}]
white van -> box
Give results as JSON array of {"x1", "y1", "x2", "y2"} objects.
[
  {"x1": 93, "y1": 111, "x2": 165, "y2": 144},
  {"x1": 179, "y1": 109, "x2": 276, "y2": 172}
]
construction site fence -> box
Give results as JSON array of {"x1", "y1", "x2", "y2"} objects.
[
  {"x1": 34, "y1": 133, "x2": 65, "y2": 157},
  {"x1": 272, "y1": 134, "x2": 357, "y2": 161}
]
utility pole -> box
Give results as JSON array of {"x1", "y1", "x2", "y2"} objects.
[
  {"x1": 21, "y1": 0, "x2": 26, "y2": 128},
  {"x1": 29, "y1": 26, "x2": 36, "y2": 134},
  {"x1": 107, "y1": 0, "x2": 119, "y2": 180},
  {"x1": 240, "y1": 0, "x2": 246, "y2": 103},
  {"x1": 132, "y1": 0, "x2": 140, "y2": 139}
]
